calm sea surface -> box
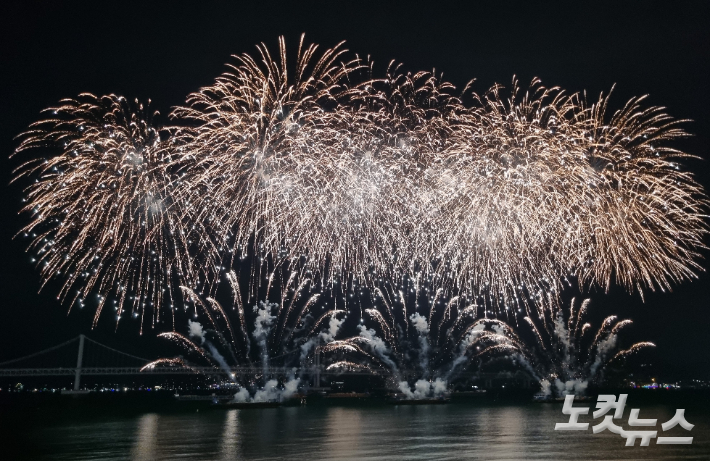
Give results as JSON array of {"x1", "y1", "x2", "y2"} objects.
[{"x1": 2, "y1": 394, "x2": 709, "y2": 460}]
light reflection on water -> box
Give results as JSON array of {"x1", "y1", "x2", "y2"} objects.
[
  {"x1": 325, "y1": 407, "x2": 363, "y2": 457},
  {"x1": 131, "y1": 413, "x2": 159, "y2": 461},
  {"x1": 7, "y1": 401, "x2": 710, "y2": 460},
  {"x1": 219, "y1": 410, "x2": 240, "y2": 460}
]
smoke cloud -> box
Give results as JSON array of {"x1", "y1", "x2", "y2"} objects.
[
  {"x1": 188, "y1": 320, "x2": 205, "y2": 344},
  {"x1": 253, "y1": 302, "x2": 277, "y2": 373},
  {"x1": 358, "y1": 325, "x2": 398, "y2": 372},
  {"x1": 398, "y1": 378, "x2": 448, "y2": 399},
  {"x1": 205, "y1": 342, "x2": 233, "y2": 380},
  {"x1": 232, "y1": 377, "x2": 301, "y2": 403},
  {"x1": 409, "y1": 313, "x2": 430, "y2": 374}
]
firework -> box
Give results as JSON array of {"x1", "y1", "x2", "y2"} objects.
[
  {"x1": 12, "y1": 95, "x2": 220, "y2": 331},
  {"x1": 156, "y1": 264, "x2": 349, "y2": 381},
  {"x1": 327, "y1": 283, "x2": 655, "y2": 395},
  {"x1": 170, "y1": 35, "x2": 371, "y2": 280},
  {"x1": 13, "y1": 37, "x2": 708, "y2": 329},
  {"x1": 466, "y1": 297, "x2": 655, "y2": 395},
  {"x1": 172, "y1": 36, "x2": 707, "y2": 314},
  {"x1": 428, "y1": 81, "x2": 709, "y2": 308},
  {"x1": 317, "y1": 276, "x2": 501, "y2": 394}
]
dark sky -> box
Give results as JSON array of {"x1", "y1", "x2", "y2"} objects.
[{"x1": 1, "y1": 0, "x2": 708, "y2": 379}]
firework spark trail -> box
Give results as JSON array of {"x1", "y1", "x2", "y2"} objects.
[
  {"x1": 437, "y1": 296, "x2": 461, "y2": 343},
  {"x1": 265, "y1": 269, "x2": 277, "y2": 301},
  {"x1": 286, "y1": 293, "x2": 321, "y2": 341},
  {"x1": 427, "y1": 288, "x2": 444, "y2": 336},
  {"x1": 580, "y1": 323, "x2": 592, "y2": 338},
  {"x1": 318, "y1": 340, "x2": 374, "y2": 359},
  {"x1": 612, "y1": 342, "x2": 656, "y2": 361},
  {"x1": 573, "y1": 298, "x2": 591, "y2": 339},
  {"x1": 364, "y1": 308, "x2": 393, "y2": 343},
  {"x1": 523, "y1": 317, "x2": 548, "y2": 352},
  {"x1": 568, "y1": 297, "x2": 579, "y2": 335},
  {"x1": 206, "y1": 297, "x2": 238, "y2": 349},
  {"x1": 609, "y1": 319, "x2": 632, "y2": 336},
  {"x1": 443, "y1": 304, "x2": 475, "y2": 342},
  {"x1": 181, "y1": 286, "x2": 219, "y2": 330},
  {"x1": 278, "y1": 271, "x2": 298, "y2": 323},
  {"x1": 374, "y1": 287, "x2": 396, "y2": 331},
  {"x1": 157, "y1": 331, "x2": 212, "y2": 362},
  {"x1": 398, "y1": 290, "x2": 408, "y2": 339},
  {"x1": 589, "y1": 315, "x2": 619, "y2": 355},
  {"x1": 307, "y1": 309, "x2": 345, "y2": 337},
  {"x1": 225, "y1": 270, "x2": 249, "y2": 349},
  {"x1": 326, "y1": 361, "x2": 374, "y2": 373},
  {"x1": 140, "y1": 357, "x2": 199, "y2": 373},
  {"x1": 277, "y1": 277, "x2": 311, "y2": 340}
]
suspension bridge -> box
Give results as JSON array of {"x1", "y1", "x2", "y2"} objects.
[
  {"x1": 0, "y1": 335, "x2": 373, "y2": 390},
  {"x1": 0, "y1": 336, "x2": 536, "y2": 391}
]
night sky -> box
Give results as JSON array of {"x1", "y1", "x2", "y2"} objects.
[{"x1": 1, "y1": 0, "x2": 708, "y2": 379}]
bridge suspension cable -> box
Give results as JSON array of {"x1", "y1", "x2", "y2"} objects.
[
  {"x1": 83, "y1": 336, "x2": 150, "y2": 363},
  {"x1": 0, "y1": 336, "x2": 79, "y2": 367}
]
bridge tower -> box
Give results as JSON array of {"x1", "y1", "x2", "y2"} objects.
[{"x1": 73, "y1": 334, "x2": 85, "y2": 391}]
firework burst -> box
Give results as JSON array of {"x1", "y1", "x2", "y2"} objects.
[{"x1": 12, "y1": 95, "x2": 219, "y2": 331}]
